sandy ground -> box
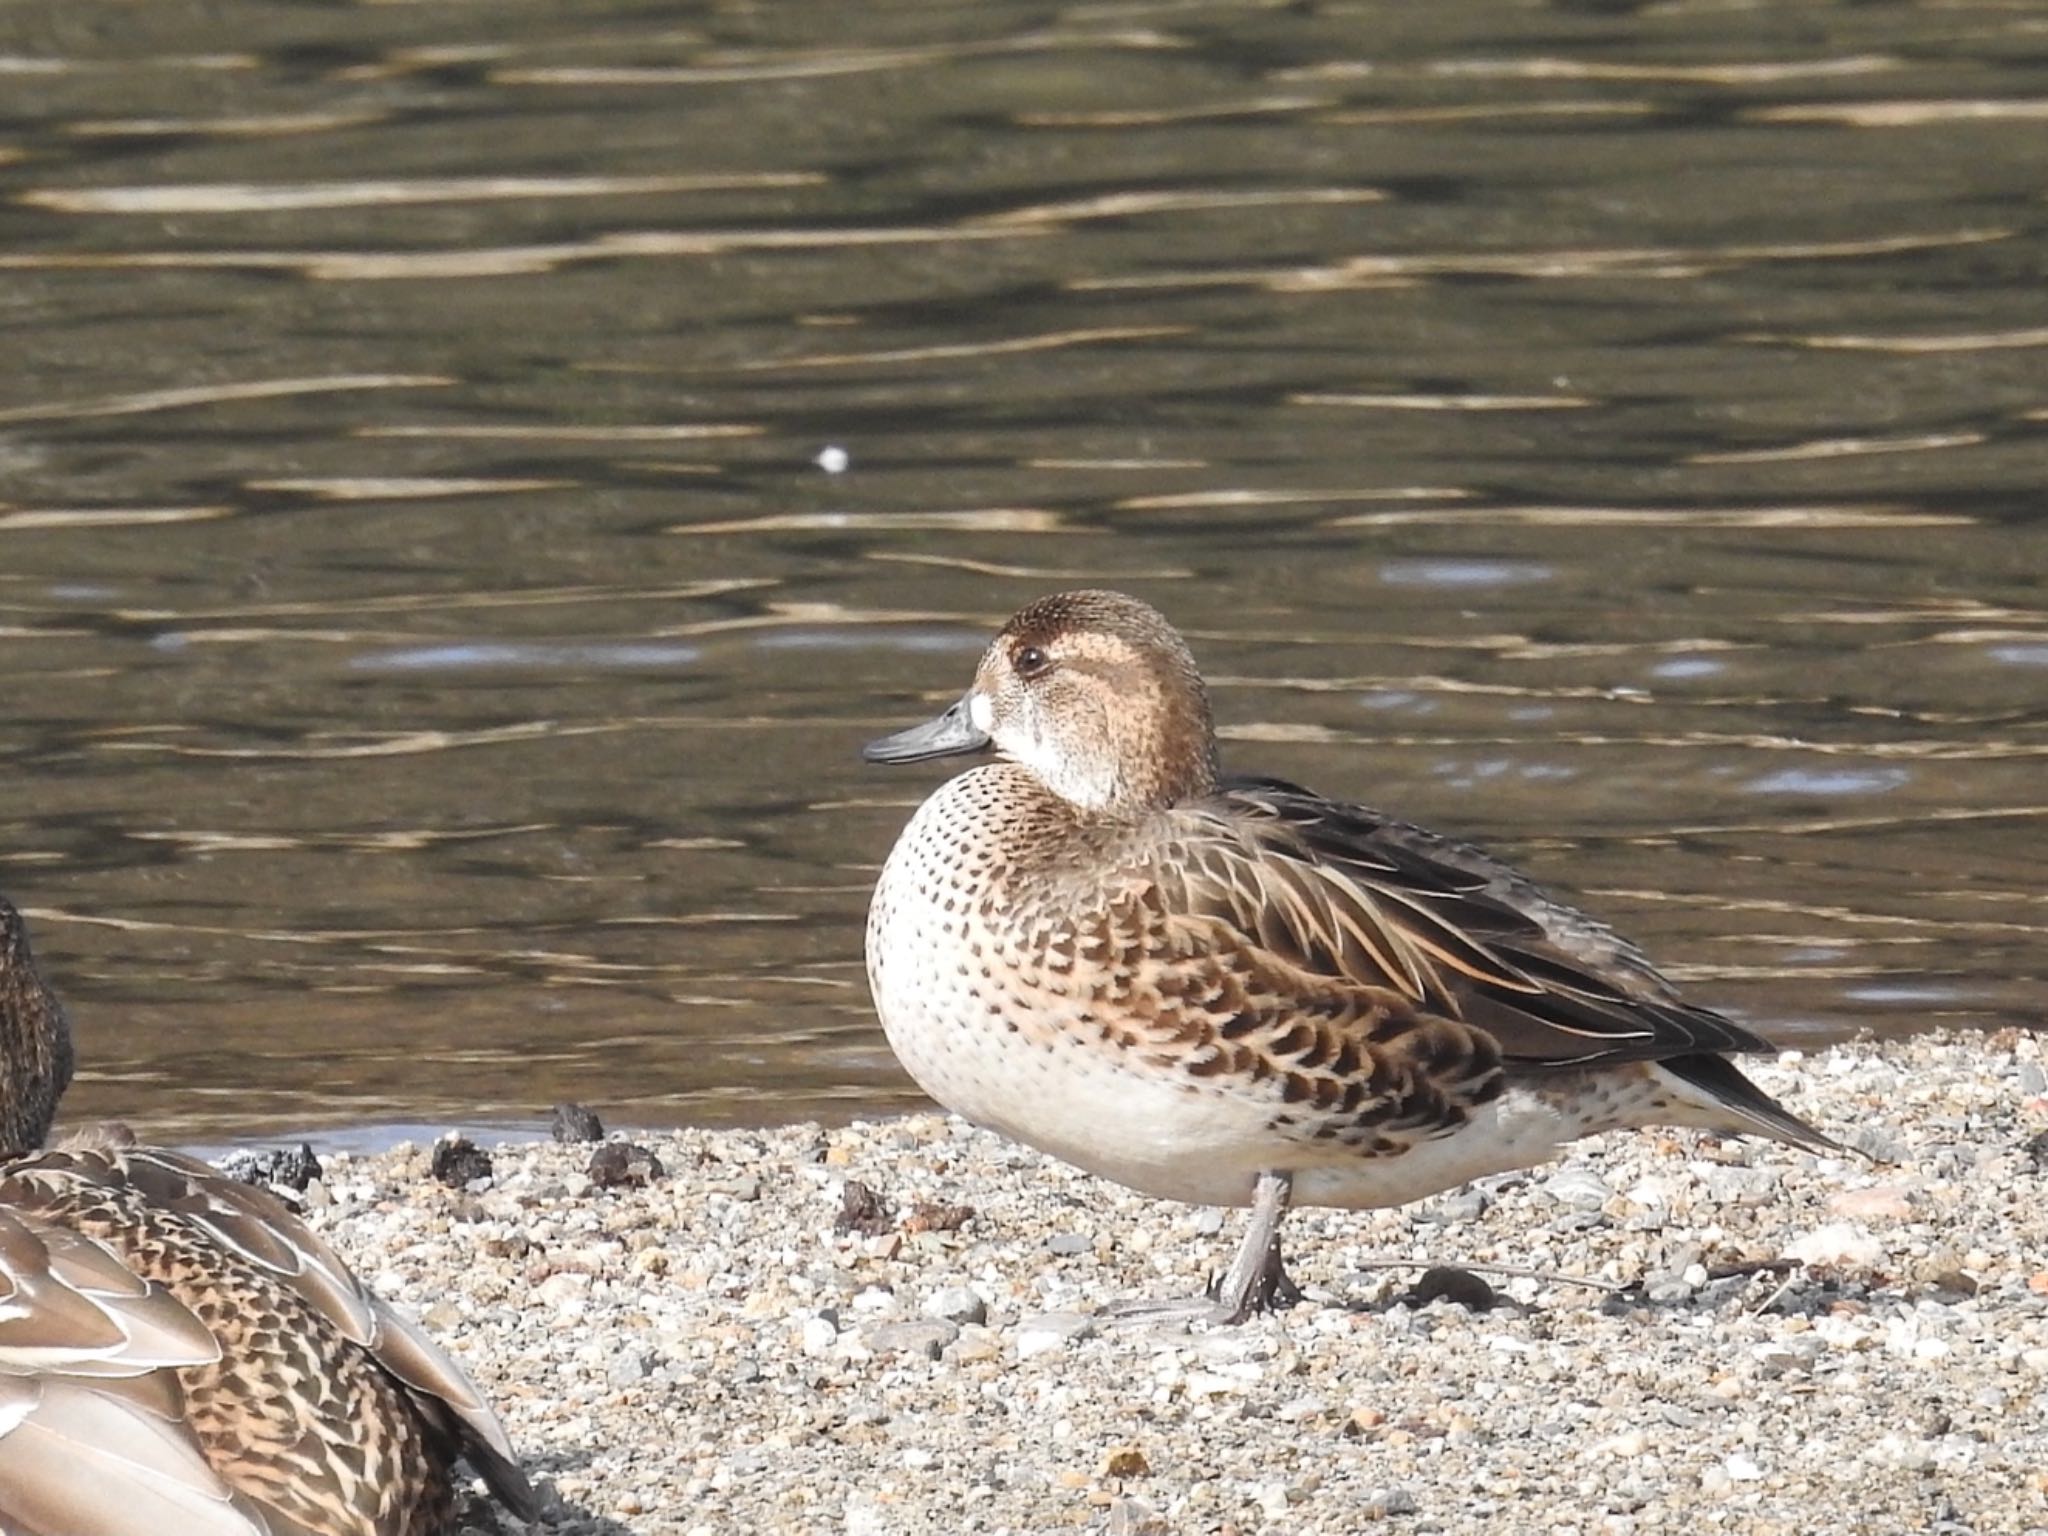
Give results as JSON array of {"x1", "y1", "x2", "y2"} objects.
[{"x1": 293, "y1": 1031, "x2": 2045, "y2": 1536}]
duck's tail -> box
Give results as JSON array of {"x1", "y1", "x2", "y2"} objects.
[{"x1": 1651, "y1": 1053, "x2": 1853, "y2": 1159}]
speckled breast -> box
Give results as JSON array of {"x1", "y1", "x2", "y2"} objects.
[
  {"x1": 867, "y1": 766, "x2": 1044, "y2": 1126},
  {"x1": 864, "y1": 766, "x2": 1286, "y2": 1207}
]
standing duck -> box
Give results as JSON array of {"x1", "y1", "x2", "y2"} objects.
[
  {"x1": 864, "y1": 590, "x2": 1841, "y2": 1323},
  {"x1": 0, "y1": 895, "x2": 537, "y2": 1534}
]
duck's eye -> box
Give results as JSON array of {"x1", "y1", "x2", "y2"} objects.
[{"x1": 1013, "y1": 644, "x2": 1050, "y2": 678}]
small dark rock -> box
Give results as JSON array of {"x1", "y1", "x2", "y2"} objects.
[
  {"x1": 1705, "y1": 1258, "x2": 1796, "y2": 1281},
  {"x1": 586, "y1": 1141, "x2": 664, "y2": 1189},
  {"x1": 2023, "y1": 1128, "x2": 2048, "y2": 1171},
  {"x1": 550, "y1": 1102, "x2": 606, "y2": 1143},
  {"x1": 219, "y1": 1142, "x2": 323, "y2": 1192},
  {"x1": 1402, "y1": 1265, "x2": 1498, "y2": 1312},
  {"x1": 906, "y1": 1199, "x2": 974, "y2": 1234},
  {"x1": 836, "y1": 1178, "x2": 893, "y2": 1236},
  {"x1": 430, "y1": 1136, "x2": 493, "y2": 1189},
  {"x1": 444, "y1": 1193, "x2": 488, "y2": 1225},
  {"x1": 1923, "y1": 1268, "x2": 1980, "y2": 1298}
]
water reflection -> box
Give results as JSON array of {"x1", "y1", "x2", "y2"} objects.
[
  {"x1": 349, "y1": 642, "x2": 706, "y2": 672},
  {"x1": 1378, "y1": 559, "x2": 1554, "y2": 589},
  {"x1": 0, "y1": 0, "x2": 2042, "y2": 1144},
  {"x1": 1744, "y1": 768, "x2": 1914, "y2": 798}
]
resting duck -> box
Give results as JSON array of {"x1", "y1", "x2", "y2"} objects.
[
  {"x1": 864, "y1": 589, "x2": 1841, "y2": 1322},
  {"x1": 0, "y1": 894, "x2": 537, "y2": 1534}
]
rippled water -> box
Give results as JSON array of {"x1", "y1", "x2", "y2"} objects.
[{"x1": 1, "y1": 1, "x2": 2042, "y2": 1142}]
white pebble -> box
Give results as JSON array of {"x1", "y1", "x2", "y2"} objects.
[
  {"x1": 1784, "y1": 1222, "x2": 1885, "y2": 1268},
  {"x1": 923, "y1": 1285, "x2": 989, "y2": 1325}
]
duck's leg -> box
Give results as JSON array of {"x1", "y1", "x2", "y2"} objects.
[
  {"x1": 1104, "y1": 1171, "x2": 1300, "y2": 1326},
  {"x1": 1211, "y1": 1170, "x2": 1299, "y2": 1321}
]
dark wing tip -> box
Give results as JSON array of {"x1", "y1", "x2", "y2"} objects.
[{"x1": 1659, "y1": 1052, "x2": 1851, "y2": 1159}]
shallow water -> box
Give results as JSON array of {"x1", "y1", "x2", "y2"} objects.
[{"x1": 0, "y1": 0, "x2": 2042, "y2": 1144}]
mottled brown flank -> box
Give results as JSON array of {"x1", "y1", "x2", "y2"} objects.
[
  {"x1": 997, "y1": 855, "x2": 1506, "y2": 1154},
  {"x1": 1190, "y1": 779, "x2": 1842, "y2": 1150}
]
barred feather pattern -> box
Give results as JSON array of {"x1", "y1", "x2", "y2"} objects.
[{"x1": 0, "y1": 1140, "x2": 534, "y2": 1536}]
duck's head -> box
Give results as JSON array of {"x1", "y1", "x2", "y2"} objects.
[
  {"x1": 864, "y1": 589, "x2": 1218, "y2": 816},
  {"x1": 0, "y1": 895, "x2": 72, "y2": 1157}
]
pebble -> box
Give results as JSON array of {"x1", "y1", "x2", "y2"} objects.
[
  {"x1": 1428, "y1": 1189, "x2": 1488, "y2": 1223},
  {"x1": 2024, "y1": 1129, "x2": 2048, "y2": 1172},
  {"x1": 1542, "y1": 1166, "x2": 1612, "y2": 1211},
  {"x1": 922, "y1": 1285, "x2": 988, "y2": 1325},
  {"x1": 1828, "y1": 1185, "x2": 1915, "y2": 1222},
  {"x1": 863, "y1": 1320, "x2": 959, "y2": 1360},
  {"x1": 606, "y1": 1350, "x2": 653, "y2": 1386},
  {"x1": 1097, "y1": 1445, "x2": 1149, "y2": 1477},
  {"x1": 1843, "y1": 1124, "x2": 1909, "y2": 1164},
  {"x1": 1752, "y1": 1339, "x2": 1816, "y2": 1378},
  {"x1": 1784, "y1": 1221, "x2": 1886, "y2": 1269},
  {"x1": 550, "y1": 1103, "x2": 605, "y2": 1143},
  {"x1": 1276, "y1": 1394, "x2": 1328, "y2": 1423},
  {"x1": 1363, "y1": 1487, "x2": 1419, "y2": 1518},
  {"x1": 1106, "y1": 1496, "x2": 1168, "y2": 1535},
  {"x1": 428, "y1": 1135, "x2": 491, "y2": 1189},
  {"x1": 286, "y1": 1032, "x2": 2047, "y2": 1536},
  {"x1": 586, "y1": 1142, "x2": 664, "y2": 1188},
  {"x1": 1014, "y1": 1311, "x2": 1096, "y2": 1358}
]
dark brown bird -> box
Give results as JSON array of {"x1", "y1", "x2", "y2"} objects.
[{"x1": 0, "y1": 895, "x2": 538, "y2": 1535}]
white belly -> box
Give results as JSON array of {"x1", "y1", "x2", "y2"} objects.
[
  {"x1": 867, "y1": 775, "x2": 1639, "y2": 1212},
  {"x1": 1289, "y1": 1085, "x2": 1620, "y2": 1208}
]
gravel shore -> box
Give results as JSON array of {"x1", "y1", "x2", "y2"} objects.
[{"x1": 294, "y1": 1031, "x2": 2046, "y2": 1536}]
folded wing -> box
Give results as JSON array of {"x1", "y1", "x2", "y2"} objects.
[{"x1": 1170, "y1": 776, "x2": 1780, "y2": 1070}]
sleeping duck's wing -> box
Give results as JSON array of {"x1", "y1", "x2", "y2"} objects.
[
  {"x1": 108, "y1": 1145, "x2": 538, "y2": 1521},
  {"x1": 0, "y1": 1201, "x2": 275, "y2": 1536},
  {"x1": 0, "y1": 1201, "x2": 219, "y2": 1379},
  {"x1": 0, "y1": 1374, "x2": 282, "y2": 1536},
  {"x1": 86, "y1": 1139, "x2": 378, "y2": 1336},
  {"x1": 9, "y1": 1139, "x2": 536, "y2": 1526},
  {"x1": 359, "y1": 1291, "x2": 534, "y2": 1512}
]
